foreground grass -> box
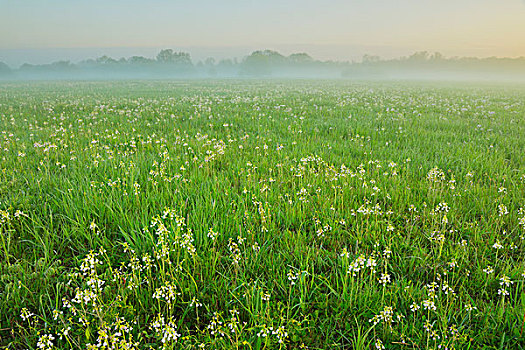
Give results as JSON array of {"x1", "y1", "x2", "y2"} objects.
[{"x1": 0, "y1": 80, "x2": 524, "y2": 349}]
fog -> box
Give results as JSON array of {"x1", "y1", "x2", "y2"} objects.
[{"x1": 1, "y1": 49, "x2": 525, "y2": 82}]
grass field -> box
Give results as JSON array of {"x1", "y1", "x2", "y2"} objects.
[{"x1": 1, "y1": 80, "x2": 524, "y2": 349}]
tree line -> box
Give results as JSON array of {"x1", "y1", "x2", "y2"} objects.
[{"x1": 1, "y1": 49, "x2": 525, "y2": 80}]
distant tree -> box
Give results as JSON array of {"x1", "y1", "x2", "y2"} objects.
[
  {"x1": 19, "y1": 63, "x2": 36, "y2": 71},
  {"x1": 128, "y1": 56, "x2": 155, "y2": 65},
  {"x1": 96, "y1": 55, "x2": 118, "y2": 65},
  {"x1": 50, "y1": 60, "x2": 73, "y2": 69},
  {"x1": 263, "y1": 50, "x2": 286, "y2": 64},
  {"x1": 156, "y1": 49, "x2": 174, "y2": 63},
  {"x1": 156, "y1": 49, "x2": 192, "y2": 66},
  {"x1": 362, "y1": 54, "x2": 381, "y2": 63},
  {"x1": 288, "y1": 53, "x2": 314, "y2": 64},
  {"x1": 80, "y1": 58, "x2": 97, "y2": 66},
  {"x1": 204, "y1": 57, "x2": 216, "y2": 66},
  {"x1": 242, "y1": 51, "x2": 271, "y2": 75},
  {"x1": 200, "y1": 58, "x2": 217, "y2": 76},
  {"x1": 217, "y1": 59, "x2": 234, "y2": 68},
  {"x1": 430, "y1": 52, "x2": 444, "y2": 61},
  {"x1": 408, "y1": 51, "x2": 430, "y2": 62},
  {"x1": 241, "y1": 50, "x2": 287, "y2": 76},
  {"x1": 214, "y1": 59, "x2": 236, "y2": 76}
]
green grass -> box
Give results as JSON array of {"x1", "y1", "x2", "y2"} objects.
[{"x1": 0, "y1": 80, "x2": 524, "y2": 349}]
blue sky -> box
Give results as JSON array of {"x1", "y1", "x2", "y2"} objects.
[{"x1": 1, "y1": 0, "x2": 524, "y2": 65}]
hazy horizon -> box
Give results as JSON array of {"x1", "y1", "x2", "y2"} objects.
[{"x1": 2, "y1": 0, "x2": 525, "y2": 67}]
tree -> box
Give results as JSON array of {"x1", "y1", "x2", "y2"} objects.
[
  {"x1": 241, "y1": 50, "x2": 288, "y2": 76},
  {"x1": 96, "y1": 55, "x2": 117, "y2": 65},
  {"x1": 288, "y1": 53, "x2": 314, "y2": 64},
  {"x1": 362, "y1": 54, "x2": 381, "y2": 63},
  {"x1": 242, "y1": 51, "x2": 271, "y2": 75},
  {"x1": 156, "y1": 49, "x2": 192, "y2": 66},
  {"x1": 430, "y1": 52, "x2": 444, "y2": 61},
  {"x1": 50, "y1": 61, "x2": 74, "y2": 70},
  {"x1": 128, "y1": 56, "x2": 155, "y2": 65},
  {"x1": 408, "y1": 51, "x2": 430, "y2": 62}
]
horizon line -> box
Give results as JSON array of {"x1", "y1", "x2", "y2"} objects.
[{"x1": 2, "y1": 47, "x2": 525, "y2": 69}]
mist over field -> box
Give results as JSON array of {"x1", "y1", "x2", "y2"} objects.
[{"x1": 1, "y1": 48, "x2": 525, "y2": 81}]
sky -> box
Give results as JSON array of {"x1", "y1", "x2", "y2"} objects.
[{"x1": 1, "y1": 0, "x2": 525, "y2": 66}]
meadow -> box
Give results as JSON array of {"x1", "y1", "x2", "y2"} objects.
[{"x1": 0, "y1": 80, "x2": 524, "y2": 349}]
